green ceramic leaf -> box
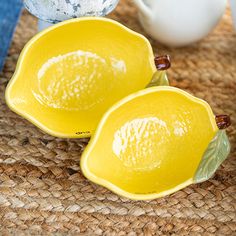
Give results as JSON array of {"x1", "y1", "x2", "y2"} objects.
[
  {"x1": 146, "y1": 71, "x2": 169, "y2": 87},
  {"x1": 194, "y1": 130, "x2": 230, "y2": 183}
]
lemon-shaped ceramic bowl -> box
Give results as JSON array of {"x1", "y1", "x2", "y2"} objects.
[
  {"x1": 5, "y1": 17, "x2": 168, "y2": 138},
  {"x1": 81, "y1": 86, "x2": 231, "y2": 200}
]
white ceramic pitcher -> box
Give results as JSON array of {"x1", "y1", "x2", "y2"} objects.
[
  {"x1": 230, "y1": 0, "x2": 236, "y2": 29},
  {"x1": 133, "y1": 0, "x2": 227, "y2": 47}
]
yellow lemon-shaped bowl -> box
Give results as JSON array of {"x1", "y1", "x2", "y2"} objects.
[
  {"x1": 5, "y1": 17, "x2": 157, "y2": 138},
  {"x1": 81, "y1": 86, "x2": 230, "y2": 200}
]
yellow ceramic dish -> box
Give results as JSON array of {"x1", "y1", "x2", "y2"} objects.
[
  {"x1": 81, "y1": 86, "x2": 230, "y2": 200},
  {"x1": 5, "y1": 17, "x2": 158, "y2": 138}
]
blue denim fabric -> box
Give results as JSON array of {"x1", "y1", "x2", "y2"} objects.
[{"x1": 0, "y1": 0, "x2": 22, "y2": 71}]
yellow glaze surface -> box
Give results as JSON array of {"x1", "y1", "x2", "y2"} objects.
[
  {"x1": 81, "y1": 86, "x2": 218, "y2": 200},
  {"x1": 5, "y1": 17, "x2": 156, "y2": 138}
]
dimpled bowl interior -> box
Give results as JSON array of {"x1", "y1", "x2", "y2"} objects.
[
  {"x1": 81, "y1": 86, "x2": 219, "y2": 200},
  {"x1": 5, "y1": 17, "x2": 156, "y2": 138}
]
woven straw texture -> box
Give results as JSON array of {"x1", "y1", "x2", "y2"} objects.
[{"x1": 0, "y1": 1, "x2": 236, "y2": 235}]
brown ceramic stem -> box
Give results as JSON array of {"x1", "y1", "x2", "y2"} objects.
[
  {"x1": 154, "y1": 55, "x2": 171, "y2": 70},
  {"x1": 215, "y1": 115, "x2": 231, "y2": 130}
]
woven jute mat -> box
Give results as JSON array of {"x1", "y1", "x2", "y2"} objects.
[{"x1": 0, "y1": 1, "x2": 236, "y2": 235}]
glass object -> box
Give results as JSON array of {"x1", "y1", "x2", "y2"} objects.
[
  {"x1": 23, "y1": 0, "x2": 120, "y2": 23},
  {"x1": 23, "y1": 0, "x2": 120, "y2": 30}
]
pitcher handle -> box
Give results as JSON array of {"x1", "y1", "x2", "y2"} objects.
[
  {"x1": 230, "y1": 0, "x2": 236, "y2": 29},
  {"x1": 133, "y1": 0, "x2": 152, "y2": 18}
]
